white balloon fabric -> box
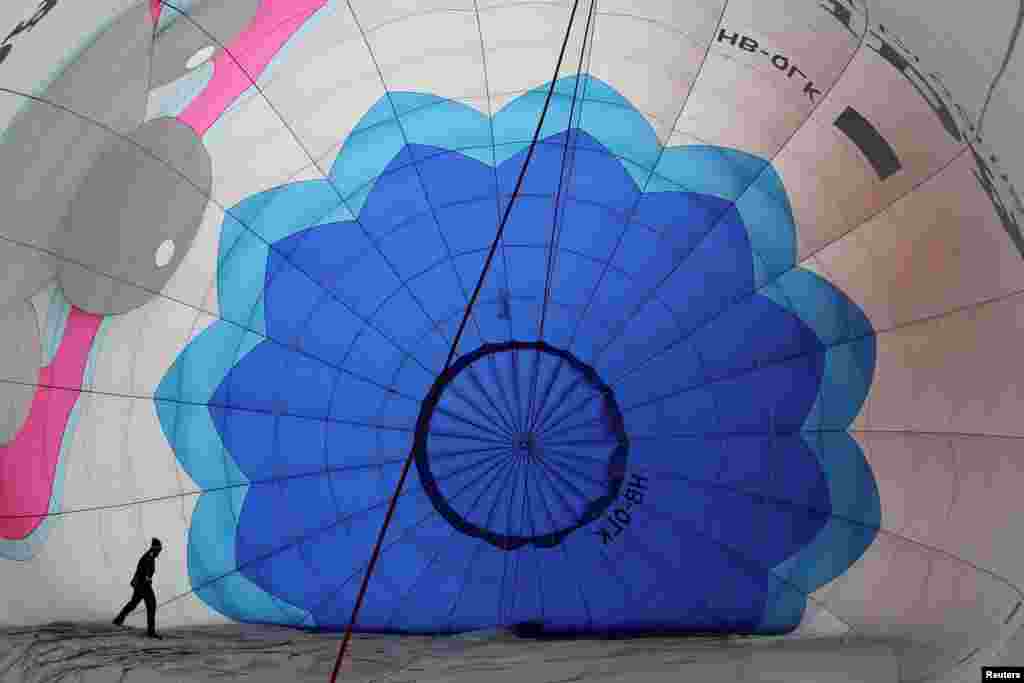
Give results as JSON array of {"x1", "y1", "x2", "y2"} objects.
[{"x1": 1, "y1": 1, "x2": 1024, "y2": 681}]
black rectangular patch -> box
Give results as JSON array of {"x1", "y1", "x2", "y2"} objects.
[{"x1": 834, "y1": 106, "x2": 902, "y2": 180}]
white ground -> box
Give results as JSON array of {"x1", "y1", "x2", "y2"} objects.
[{"x1": 0, "y1": 622, "x2": 901, "y2": 682}]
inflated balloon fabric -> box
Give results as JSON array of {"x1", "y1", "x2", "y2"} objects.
[{"x1": 2, "y1": 2, "x2": 1024, "y2": 681}]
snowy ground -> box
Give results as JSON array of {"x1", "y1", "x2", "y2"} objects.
[{"x1": 0, "y1": 622, "x2": 900, "y2": 682}]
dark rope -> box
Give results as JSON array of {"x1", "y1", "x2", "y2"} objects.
[{"x1": 329, "y1": 0, "x2": 586, "y2": 679}]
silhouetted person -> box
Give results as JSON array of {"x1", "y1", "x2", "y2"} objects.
[{"x1": 113, "y1": 538, "x2": 162, "y2": 639}]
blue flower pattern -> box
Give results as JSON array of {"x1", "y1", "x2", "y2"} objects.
[{"x1": 155, "y1": 76, "x2": 880, "y2": 634}]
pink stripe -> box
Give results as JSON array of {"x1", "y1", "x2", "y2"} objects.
[
  {"x1": 150, "y1": 0, "x2": 162, "y2": 24},
  {"x1": 0, "y1": 308, "x2": 102, "y2": 540},
  {"x1": 179, "y1": 0, "x2": 327, "y2": 135}
]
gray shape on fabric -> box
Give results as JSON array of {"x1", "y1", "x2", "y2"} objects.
[
  {"x1": 0, "y1": 3, "x2": 152, "y2": 310},
  {"x1": 149, "y1": 0, "x2": 262, "y2": 90},
  {"x1": 0, "y1": 299, "x2": 42, "y2": 445},
  {"x1": 57, "y1": 117, "x2": 212, "y2": 315}
]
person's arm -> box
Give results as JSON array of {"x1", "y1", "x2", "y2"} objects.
[
  {"x1": 130, "y1": 556, "x2": 141, "y2": 586},
  {"x1": 134, "y1": 554, "x2": 151, "y2": 584}
]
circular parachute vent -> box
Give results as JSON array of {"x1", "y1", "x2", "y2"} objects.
[{"x1": 413, "y1": 340, "x2": 629, "y2": 550}]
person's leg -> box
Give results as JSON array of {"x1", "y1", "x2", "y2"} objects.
[
  {"x1": 143, "y1": 586, "x2": 157, "y2": 636},
  {"x1": 113, "y1": 589, "x2": 142, "y2": 625}
]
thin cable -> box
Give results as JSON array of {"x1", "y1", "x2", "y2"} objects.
[
  {"x1": 538, "y1": 0, "x2": 596, "y2": 339},
  {"x1": 328, "y1": 1, "x2": 585, "y2": 679},
  {"x1": 471, "y1": 0, "x2": 517, "y2": 344},
  {"x1": 978, "y1": 0, "x2": 1024, "y2": 136},
  {"x1": 524, "y1": 0, "x2": 596, "y2": 440}
]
